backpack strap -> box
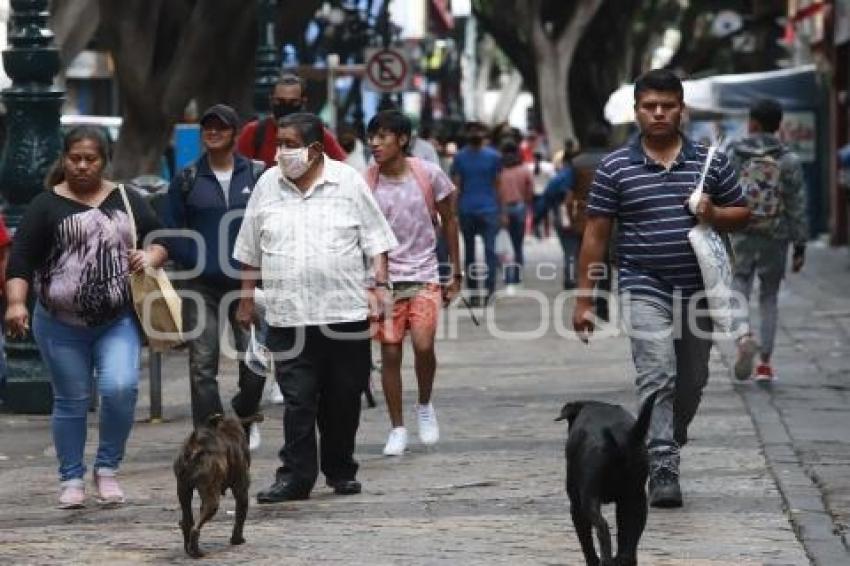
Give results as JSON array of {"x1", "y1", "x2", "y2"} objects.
[
  {"x1": 365, "y1": 157, "x2": 439, "y2": 225},
  {"x1": 178, "y1": 163, "x2": 198, "y2": 198},
  {"x1": 249, "y1": 159, "x2": 266, "y2": 183},
  {"x1": 407, "y1": 157, "x2": 438, "y2": 222},
  {"x1": 365, "y1": 162, "x2": 380, "y2": 190}
]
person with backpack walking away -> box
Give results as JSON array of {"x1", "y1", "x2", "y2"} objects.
[
  {"x1": 365, "y1": 110, "x2": 462, "y2": 456},
  {"x1": 729, "y1": 98, "x2": 808, "y2": 383},
  {"x1": 164, "y1": 104, "x2": 268, "y2": 449}
]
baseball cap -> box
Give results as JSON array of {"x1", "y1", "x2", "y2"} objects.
[{"x1": 200, "y1": 103, "x2": 240, "y2": 130}]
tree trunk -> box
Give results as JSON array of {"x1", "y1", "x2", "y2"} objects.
[
  {"x1": 49, "y1": 0, "x2": 100, "y2": 67},
  {"x1": 473, "y1": 35, "x2": 496, "y2": 123},
  {"x1": 99, "y1": 0, "x2": 258, "y2": 178},
  {"x1": 529, "y1": 0, "x2": 603, "y2": 153}
]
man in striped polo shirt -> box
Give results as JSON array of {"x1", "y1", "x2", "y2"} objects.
[{"x1": 572, "y1": 69, "x2": 750, "y2": 508}]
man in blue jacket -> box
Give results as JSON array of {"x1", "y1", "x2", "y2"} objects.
[{"x1": 165, "y1": 104, "x2": 267, "y2": 446}]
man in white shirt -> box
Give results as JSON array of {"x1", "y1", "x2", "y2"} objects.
[{"x1": 234, "y1": 112, "x2": 397, "y2": 502}]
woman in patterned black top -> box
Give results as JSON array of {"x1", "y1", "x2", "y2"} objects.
[{"x1": 4, "y1": 126, "x2": 168, "y2": 509}]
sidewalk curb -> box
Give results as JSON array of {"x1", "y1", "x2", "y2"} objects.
[{"x1": 734, "y1": 380, "x2": 850, "y2": 565}]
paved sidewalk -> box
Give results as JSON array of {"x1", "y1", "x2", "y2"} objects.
[
  {"x1": 725, "y1": 243, "x2": 850, "y2": 565},
  {"x1": 0, "y1": 239, "x2": 809, "y2": 565}
]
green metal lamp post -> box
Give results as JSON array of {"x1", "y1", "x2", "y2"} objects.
[
  {"x1": 253, "y1": 0, "x2": 279, "y2": 115},
  {"x1": 0, "y1": 0, "x2": 64, "y2": 414}
]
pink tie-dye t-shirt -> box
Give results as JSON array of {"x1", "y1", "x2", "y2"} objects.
[{"x1": 371, "y1": 160, "x2": 455, "y2": 283}]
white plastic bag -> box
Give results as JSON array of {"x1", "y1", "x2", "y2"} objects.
[
  {"x1": 687, "y1": 145, "x2": 735, "y2": 336},
  {"x1": 495, "y1": 228, "x2": 514, "y2": 265}
]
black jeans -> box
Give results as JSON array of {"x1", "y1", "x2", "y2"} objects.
[
  {"x1": 266, "y1": 320, "x2": 371, "y2": 491},
  {"x1": 182, "y1": 279, "x2": 266, "y2": 427}
]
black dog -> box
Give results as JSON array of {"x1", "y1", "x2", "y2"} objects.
[
  {"x1": 556, "y1": 392, "x2": 658, "y2": 566},
  {"x1": 174, "y1": 414, "x2": 254, "y2": 558}
]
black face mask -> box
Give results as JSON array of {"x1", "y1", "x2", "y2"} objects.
[{"x1": 272, "y1": 102, "x2": 303, "y2": 120}]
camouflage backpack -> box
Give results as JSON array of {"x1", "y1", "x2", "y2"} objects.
[{"x1": 738, "y1": 152, "x2": 784, "y2": 235}]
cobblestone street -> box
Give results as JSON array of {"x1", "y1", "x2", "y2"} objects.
[{"x1": 0, "y1": 239, "x2": 836, "y2": 564}]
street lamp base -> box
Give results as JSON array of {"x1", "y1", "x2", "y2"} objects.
[{"x1": 3, "y1": 341, "x2": 52, "y2": 414}]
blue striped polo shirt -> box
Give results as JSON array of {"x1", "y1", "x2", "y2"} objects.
[{"x1": 587, "y1": 135, "x2": 744, "y2": 302}]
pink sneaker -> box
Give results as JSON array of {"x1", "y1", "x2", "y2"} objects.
[
  {"x1": 94, "y1": 470, "x2": 125, "y2": 504},
  {"x1": 58, "y1": 480, "x2": 86, "y2": 509}
]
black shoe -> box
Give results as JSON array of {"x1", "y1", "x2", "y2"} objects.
[
  {"x1": 649, "y1": 468, "x2": 683, "y2": 508},
  {"x1": 256, "y1": 480, "x2": 310, "y2": 504},
  {"x1": 326, "y1": 478, "x2": 362, "y2": 495},
  {"x1": 674, "y1": 423, "x2": 688, "y2": 447}
]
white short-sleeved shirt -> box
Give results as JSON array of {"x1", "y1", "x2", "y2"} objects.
[
  {"x1": 371, "y1": 160, "x2": 455, "y2": 283},
  {"x1": 234, "y1": 156, "x2": 398, "y2": 327}
]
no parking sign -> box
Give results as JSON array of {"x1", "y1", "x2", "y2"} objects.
[{"x1": 364, "y1": 47, "x2": 411, "y2": 93}]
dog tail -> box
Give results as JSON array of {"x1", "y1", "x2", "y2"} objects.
[{"x1": 629, "y1": 390, "x2": 658, "y2": 446}]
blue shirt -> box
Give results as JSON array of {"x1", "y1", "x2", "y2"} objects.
[
  {"x1": 587, "y1": 135, "x2": 745, "y2": 302},
  {"x1": 451, "y1": 146, "x2": 502, "y2": 214},
  {"x1": 544, "y1": 166, "x2": 575, "y2": 202}
]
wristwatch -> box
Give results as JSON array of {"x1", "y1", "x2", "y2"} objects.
[
  {"x1": 453, "y1": 271, "x2": 464, "y2": 281},
  {"x1": 375, "y1": 280, "x2": 393, "y2": 290}
]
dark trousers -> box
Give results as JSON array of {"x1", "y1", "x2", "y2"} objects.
[
  {"x1": 556, "y1": 228, "x2": 581, "y2": 288},
  {"x1": 459, "y1": 212, "x2": 500, "y2": 297},
  {"x1": 182, "y1": 279, "x2": 266, "y2": 427},
  {"x1": 503, "y1": 202, "x2": 527, "y2": 284},
  {"x1": 266, "y1": 320, "x2": 371, "y2": 490}
]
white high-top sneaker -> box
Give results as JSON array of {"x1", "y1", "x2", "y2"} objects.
[
  {"x1": 416, "y1": 403, "x2": 440, "y2": 445},
  {"x1": 382, "y1": 427, "x2": 408, "y2": 456}
]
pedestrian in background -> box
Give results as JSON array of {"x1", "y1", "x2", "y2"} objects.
[
  {"x1": 365, "y1": 110, "x2": 462, "y2": 456},
  {"x1": 571, "y1": 123, "x2": 613, "y2": 312},
  {"x1": 528, "y1": 150, "x2": 555, "y2": 238},
  {"x1": 548, "y1": 148, "x2": 578, "y2": 288},
  {"x1": 163, "y1": 104, "x2": 268, "y2": 448},
  {"x1": 5, "y1": 126, "x2": 169, "y2": 508},
  {"x1": 237, "y1": 73, "x2": 347, "y2": 166},
  {"x1": 729, "y1": 98, "x2": 808, "y2": 383},
  {"x1": 573, "y1": 69, "x2": 750, "y2": 508},
  {"x1": 234, "y1": 112, "x2": 396, "y2": 502},
  {"x1": 497, "y1": 140, "x2": 534, "y2": 290},
  {"x1": 451, "y1": 121, "x2": 502, "y2": 305}
]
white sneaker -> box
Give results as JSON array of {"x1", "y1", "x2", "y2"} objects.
[
  {"x1": 416, "y1": 403, "x2": 440, "y2": 445},
  {"x1": 269, "y1": 383, "x2": 284, "y2": 405},
  {"x1": 382, "y1": 427, "x2": 408, "y2": 456},
  {"x1": 249, "y1": 422, "x2": 261, "y2": 451}
]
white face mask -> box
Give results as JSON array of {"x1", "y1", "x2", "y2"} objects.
[{"x1": 277, "y1": 146, "x2": 312, "y2": 180}]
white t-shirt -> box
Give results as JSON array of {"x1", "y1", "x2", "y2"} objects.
[
  {"x1": 213, "y1": 167, "x2": 233, "y2": 206},
  {"x1": 528, "y1": 161, "x2": 555, "y2": 197}
]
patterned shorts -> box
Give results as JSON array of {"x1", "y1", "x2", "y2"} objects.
[{"x1": 371, "y1": 283, "x2": 442, "y2": 344}]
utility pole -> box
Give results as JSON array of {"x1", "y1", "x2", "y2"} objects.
[{"x1": 253, "y1": 0, "x2": 280, "y2": 116}]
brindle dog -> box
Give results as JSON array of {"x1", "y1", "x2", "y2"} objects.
[{"x1": 174, "y1": 414, "x2": 257, "y2": 558}]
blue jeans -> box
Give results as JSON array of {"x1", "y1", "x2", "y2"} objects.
[
  {"x1": 459, "y1": 212, "x2": 500, "y2": 297},
  {"x1": 620, "y1": 293, "x2": 712, "y2": 474},
  {"x1": 503, "y1": 203, "x2": 526, "y2": 284},
  {"x1": 32, "y1": 304, "x2": 141, "y2": 482}
]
